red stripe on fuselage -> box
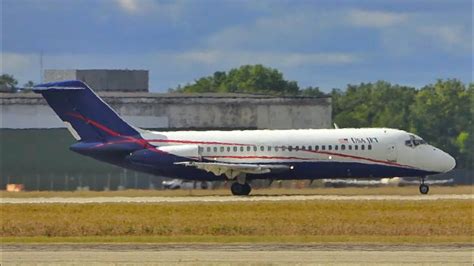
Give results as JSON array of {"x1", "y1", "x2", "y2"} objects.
[
  {"x1": 203, "y1": 155, "x2": 313, "y2": 160},
  {"x1": 65, "y1": 112, "x2": 160, "y2": 152},
  {"x1": 147, "y1": 139, "x2": 249, "y2": 146},
  {"x1": 64, "y1": 112, "x2": 414, "y2": 169},
  {"x1": 66, "y1": 112, "x2": 120, "y2": 137}
]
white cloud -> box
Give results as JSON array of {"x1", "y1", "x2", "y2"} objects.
[
  {"x1": 417, "y1": 25, "x2": 470, "y2": 50},
  {"x1": 175, "y1": 50, "x2": 359, "y2": 67},
  {"x1": 206, "y1": 12, "x2": 334, "y2": 50},
  {"x1": 114, "y1": 0, "x2": 183, "y2": 20},
  {"x1": 347, "y1": 9, "x2": 409, "y2": 28},
  {"x1": 116, "y1": 0, "x2": 140, "y2": 13},
  {"x1": 1, "y1": 53, "x2": 41, "y2": 83}
]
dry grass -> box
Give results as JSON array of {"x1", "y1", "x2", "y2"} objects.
[
  {"x1": 1, "y1": 185, "x2": 472, "y2": 198},
  {"x1": 1, "y1": 200, "x2": 472, "y2": 243}
]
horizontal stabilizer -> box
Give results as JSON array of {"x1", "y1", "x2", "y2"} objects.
[{"x1": 32, "y1": 80, "x2": 87, "y2": 91}]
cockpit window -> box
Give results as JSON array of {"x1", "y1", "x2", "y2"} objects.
[{"x1": 405, "y1": 135, "x2": 427, "y2": 148}]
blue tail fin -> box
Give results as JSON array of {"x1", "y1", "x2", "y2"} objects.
[{"x1": 34, "y1": 80, "x2": 139, "y2": 142}]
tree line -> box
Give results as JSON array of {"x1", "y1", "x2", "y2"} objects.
[
  {"x1": 0, "y1": 74, "x2": 35, "y2": 92},
  {"x1": 2, "y1": 65, "x2": 472, "y2": 169}
]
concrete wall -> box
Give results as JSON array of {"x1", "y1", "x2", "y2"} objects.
[
  {"x1": 44, "y1": 69, "x2": 149, "y2": 92},
  {"x1": 1, "y1": 93, "x2": 332, "y2": 130}
]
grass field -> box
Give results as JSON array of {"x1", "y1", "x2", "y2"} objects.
[
  {"x1": 1, "y1": 200, "x2": 472, "y2": 244},
  {"x1": 1, "y1": 185, "x2": 472, "y2": 198}
]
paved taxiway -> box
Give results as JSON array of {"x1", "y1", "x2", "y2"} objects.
[
  {"x1": 1, "y1": 194, "x2": 472, "y2": 204},
  {"x1": 1, "y1": 244, "x2": 472, "y2": 265}
]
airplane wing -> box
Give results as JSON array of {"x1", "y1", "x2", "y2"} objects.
[{"x1": 175, "y1": 161, "x2": 290, "y2": 179}]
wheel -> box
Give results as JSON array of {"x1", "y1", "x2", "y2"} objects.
[
  {"x1": 231, "y1": 182, "x2": 251, "y2": 196},
  {"x1": 231, "y1": 182, "x2": 243, "y2": 195},
  {"x1": 419, "y1": 184, "x2": 429, "y2": 194},
  {"x1": 243, "y1": 183, "x2": 252, "y2": 195}
]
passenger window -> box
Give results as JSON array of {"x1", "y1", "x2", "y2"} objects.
[
  {"x1": 240, "y1": 146, "x2": 244, "y2": 152},
  {"x1": 220, "y1": 147, "x2": 224, "y2": 152},
  {"x1": 288, "y1": 146, "x2": 293, "y2": 152},
  {"x1": 282, "y1": 146, "x2": 287, "y2": 151},
  {"x1": 361, "y1": 145, "x2": 365, "y2": 150},
  {"x1": 368, "y1": 145, "x2": 372, "y2": 150},
  {"x1": 253, "y1": 146, "x2": 257, "y2": 152},
  {"x1": 348, "y1": 145, "x2": 352, "y2": 150},
  {"x1": 341, "y1": 144, "x2": 345, "y2": 150},
  {"x1": 295, "y1": 146, "x2": 299, "y2": 151},
  {"x1": 207, "y1": 147, "x2": 211, "y2": 152},
  {"x1": 335, "y1": 145, "x2": 338, "y2": 150},
  {"x1": 247, "y1": 146, "x2": 251, "y2": 152},
  {"x1": 260, "y1": 146, "x2": 265, "y2": 151},
  {"x1": 227, "y1": 147, "x2": 231, "y2": 152},
  {"x1": 275, "y1": 146, "x2": 279, "y2": 152},
  {"x1": 321, "y1": 145, "x2": 325, "y2": 150},
  {"x1": 233, "y1": 147, "x2": 238, "y2": 152},
  {"x1": 354, "y1": 145, "x2": 358, "y2": 150},
  {"x1": 328, "y1": 145, "x2": 332, "y2": 150},
  {"x1": 315, "y1": 145, "x2": 319, "y2": 150},
  {"x1": 301, "y1": 146, "x2": 306, "y2": 150},
  {"x1": 214, "y1": 147, "x2": 218, "y2": 152},
  {"x1": 268, "y1": 146, "x2": 272, "y2": 151},
  {"x1": 308, "y1": 146, "x2": 312, "y2": 151}
]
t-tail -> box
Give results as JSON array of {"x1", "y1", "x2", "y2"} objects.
[{"x1": 33, "y1": 80, "x2": 140, "y2": 142}]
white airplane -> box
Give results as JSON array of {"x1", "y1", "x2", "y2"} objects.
[{"x1": 33, "y1": 80, "x2": 456, "y2": 195}]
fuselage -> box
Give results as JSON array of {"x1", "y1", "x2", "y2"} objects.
[{"x1": 77, "y1": 127, "x2": 455, "y2": 181}]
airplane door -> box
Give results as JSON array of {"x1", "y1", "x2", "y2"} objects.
[
  {"x1": 197, "y1": 146, "x2": 203, "y2": 161},
  {"x1": 386, "y1": 144, "x2": 397, "y2": 162}
]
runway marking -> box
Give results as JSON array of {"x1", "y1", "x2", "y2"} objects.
[{"x1": 1, "y1": 194, "x2": 472, "y2": 204}]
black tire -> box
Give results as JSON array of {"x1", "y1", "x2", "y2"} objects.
[
  {"x1": 231, "y1": 182, "x2": 243, "y2": 195},
  {"x1": 243, "y1": 183, "x2": 252, "y2": 195},
  {"x1": 419, "y1": 184, "x2": 429, "y2": 194},
  {"x1": 231, "y1": 182, "x2": 251, "y2": 196}
]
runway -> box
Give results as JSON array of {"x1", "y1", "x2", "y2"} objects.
[
  {"x1": 1, "y1": 244, "x2": 472, "y2": 265},
  {"x1": 1, "y1": 194, "x2": 472, "y2": 204}
]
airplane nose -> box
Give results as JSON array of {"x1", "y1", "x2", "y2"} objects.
[
  {"x1": 445, "y1": 154, "x2": 456, "y2": 171},
  {"x1": 438, "y1": 152, "x2": 456, "y2": 173}
]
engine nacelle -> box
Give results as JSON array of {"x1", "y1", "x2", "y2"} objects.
[
  {"x1": 127, "y1": 144, "x2": 200, "y2": 166},
  {"x1": 158, "y1": 144, "x2": 200, "y2": 159}
]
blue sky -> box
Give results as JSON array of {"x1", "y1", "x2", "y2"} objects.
[{"x1": 2, "y1": 0, "x2": 472, "y2": 92}]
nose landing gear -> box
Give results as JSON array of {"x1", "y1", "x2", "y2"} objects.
[{"x1": 419, "y1": 176, "x2": 429, "y2": 194}]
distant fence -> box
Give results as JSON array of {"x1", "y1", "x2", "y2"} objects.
[{"x1": 0, "y1": 129, "x2": 162, "y2": 191}]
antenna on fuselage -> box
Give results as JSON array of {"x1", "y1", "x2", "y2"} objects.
[{"x1": 333, "y1": 123, "x2": 340, "y2": 129}]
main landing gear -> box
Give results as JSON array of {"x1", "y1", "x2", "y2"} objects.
[
  {"x1": 231, "y1": 182, "x2": 252, "y2": 196},
  {"x1": 230, "y1": 174, "x2": 252, "y2": 196},
  {"x1": 419, "y1": 176, "x2": 429, "y2": 195}
]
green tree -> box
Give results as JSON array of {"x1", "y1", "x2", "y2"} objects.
[
  {"x1": 0, "y1": 74, "x2": 18, "y2": 92},
  {"x1": 410, "y1": 79, "x2": 471, "y2": 168},
  {"x1": 299, "y1": 86, "x2": 327, "y2": 97},
  {"x1": 172, "y1": 65, "x2": 300, "y2": 95},
  {"x1": 332, "y1": 81, "x2": 416, "y2": 129},
  {"x1": 24, "y1": 80, "x2": 35, "y2": 88}
]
